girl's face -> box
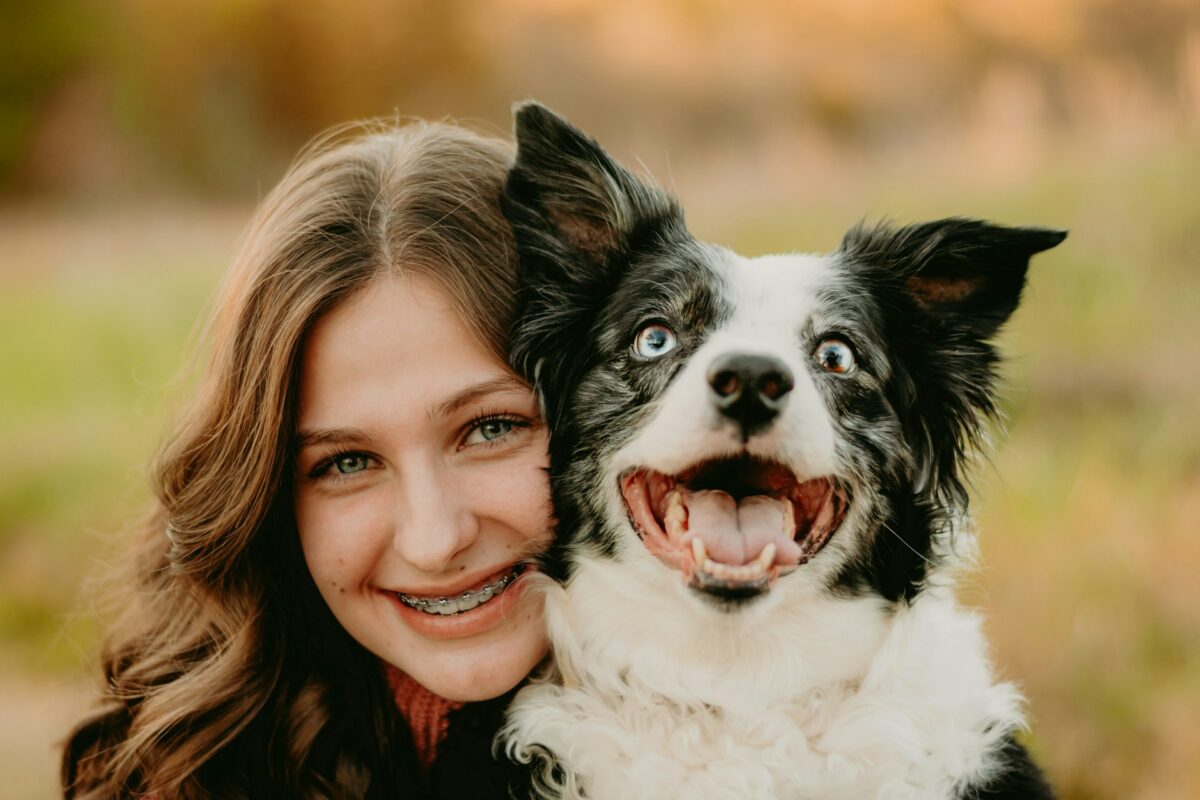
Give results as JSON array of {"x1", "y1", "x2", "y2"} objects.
[{"x1": 294, "y1": 274, "x2": 551, "y2": 702}]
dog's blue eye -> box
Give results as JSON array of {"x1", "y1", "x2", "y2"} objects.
[
  {"x1": 633, "y1": 323, "x2": 678, "y2": 359},
  {"x1": 815, "y1": 339, "x2": 855, "y2": 374}
]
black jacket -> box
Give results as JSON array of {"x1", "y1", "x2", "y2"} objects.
[{"x1": 400, "y1": 692, "x2": 533, "y2": 800}]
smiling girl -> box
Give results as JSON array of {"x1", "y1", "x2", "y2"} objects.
[{"x1": 63, "y1": 121, "x2": 550, "y2": 798}]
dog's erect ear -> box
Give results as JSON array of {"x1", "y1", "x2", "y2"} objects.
[
  {"x1": 841, "y1": 218, "x2": 1065, "y2": 510},
  {"x1": 504, "y1": 103, "x2": 683, "y2": 426},
  {"x1": 506, "y1": 102, "x2": 677, "y2": 267},
  {"x1": 842, "y1": 218, "x2": 1066, "y2": 337}
]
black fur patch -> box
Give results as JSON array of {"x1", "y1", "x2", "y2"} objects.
[
  {"x1": 831, "y1": 220, "x2": 1065, "y2": 599},
  {"x1": 504, "y1": 103, "x2": 731, "y2": 581},
  {"x1": 959, "y1": 735, "x2": 1056, "y2": 799}
]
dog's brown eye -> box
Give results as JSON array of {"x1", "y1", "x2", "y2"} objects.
[
  {"x1": 815, "y1": 339, "x2": 855, "y2": 374},
  {"x1": 633, "y1": 323, "x2": 678, "y2": 359}
]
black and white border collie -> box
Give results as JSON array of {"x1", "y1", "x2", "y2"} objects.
[{"x1": 499, "y1": 103, "x2": 1064, "y2": 800}]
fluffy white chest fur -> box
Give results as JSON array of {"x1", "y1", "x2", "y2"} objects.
[{"x1": 504, "y1": 558, "x2": 1024, "y2": 800}]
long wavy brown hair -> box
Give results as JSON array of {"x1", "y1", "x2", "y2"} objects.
[{"x1": 62, "y1": 120, "x2": 519, "y2": 798}]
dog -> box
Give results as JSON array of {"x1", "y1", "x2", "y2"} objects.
[{"x1": 498, "y1": 102, "x2": 1064, "y2": 800}]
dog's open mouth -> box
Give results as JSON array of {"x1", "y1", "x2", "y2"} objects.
[{"x1": 620, "y1": 456, "x2": 846, "y2": 600}]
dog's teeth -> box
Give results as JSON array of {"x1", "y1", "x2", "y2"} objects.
[
  {"x1": 709, "y1": 560, "x2": 740, "y2": 580},
  {"x1": 756, "y1": 543, "x2": 777, "y2": 571},
  {"x1": 694, "y1": 543, "x2": 778, "y2": 582},
  {"x1": 665, "y1": 490, "x2": 687, "y2": 540}
]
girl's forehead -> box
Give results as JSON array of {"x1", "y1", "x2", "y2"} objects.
[
  {"x1": 305, "y1": 275, "x2": 485, "y2": 370},
  {"x1": 296, "y1": 274, "x2": 525, "y2": 433}
]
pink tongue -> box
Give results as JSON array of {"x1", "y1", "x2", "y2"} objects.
[{"x1": 684, "y1": 489, "x2": 803, "y2": 565}]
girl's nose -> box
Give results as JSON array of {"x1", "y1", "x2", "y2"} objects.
[{"x1": 390, "y1": 462, "x2": 480, "y2": 574}]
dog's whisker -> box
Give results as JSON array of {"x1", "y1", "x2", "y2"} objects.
[{"x1": 879, "y1": 518, "x2": 939, "y2": 568}]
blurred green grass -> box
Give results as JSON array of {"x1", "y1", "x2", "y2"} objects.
[
  {"x1": 1, "y1": 145, "x2": 1197, "y2": 799},
  {"x1": 0, "y1": 208, "x2": 238, "y2": 673}
]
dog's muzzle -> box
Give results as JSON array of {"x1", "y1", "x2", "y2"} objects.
[{"x1": 620, "y1": 456, "x2": 847, "y2": 605}]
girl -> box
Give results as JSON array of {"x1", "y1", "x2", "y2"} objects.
[{"x1": 63, "y1": 121, "x2": 549, "y2": 798}]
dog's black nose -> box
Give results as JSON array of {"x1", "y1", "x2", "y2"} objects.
[{"x1": 707, "y1": 352, "x2": 793, "y2": 440}]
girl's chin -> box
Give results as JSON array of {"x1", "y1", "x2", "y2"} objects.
[
  {"x1": 400, "y1": 631, "x2": 549, "y2": 702},
  {"x1": 381, "y1": 585, "x2": 548, "y2": 702}
]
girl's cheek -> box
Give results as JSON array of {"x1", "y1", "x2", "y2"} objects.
[
  {"x1": 472, "y1": 456, "x2": 552, "y2": 532},
  {"x1": 297, "y1": 494, "x2": 385, "y2": 582}
]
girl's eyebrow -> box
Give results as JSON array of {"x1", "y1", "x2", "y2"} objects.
[
  {"x1": 296, "y1": 377, "x2": 530, "y2": 452},
  {"x1": 430, "y1": 376, "x2": 530, "y2": 420},
  {"x1": 295, "y1": 427, "x2": 373, "y2": 452}
]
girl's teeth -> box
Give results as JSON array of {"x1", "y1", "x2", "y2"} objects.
[{"x1": 399, "y1": 569, "x2": 518, "y2": 616}]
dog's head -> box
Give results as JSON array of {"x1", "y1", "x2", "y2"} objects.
[{"x1": 504, "y1": 103, "x2": 1065, "y2": 612}]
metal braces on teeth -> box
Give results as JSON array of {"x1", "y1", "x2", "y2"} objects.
[{"x1": 398, "y1": 568, "x2": 520, "y2": 615}]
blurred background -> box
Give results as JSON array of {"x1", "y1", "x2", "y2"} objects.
[{"x1": 2, "y1": 0, "x2": 1197, "y2": 797}]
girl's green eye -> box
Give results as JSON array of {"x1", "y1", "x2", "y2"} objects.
[
  {"x1": 478, "y1": 419, "x2": 513, "y2": 441},
  {"x1": 333, "y1": 453, "x2": 369, "y2": 474},
  {"x1": 462, "y1": 416, "x2": 527, "y2": 449}
]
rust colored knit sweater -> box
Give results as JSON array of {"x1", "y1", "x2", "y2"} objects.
[{"x1": 385, "y1": 665, "x2": 464, "y2": 770}]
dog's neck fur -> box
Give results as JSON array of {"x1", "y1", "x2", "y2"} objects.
[{"x1": 505, "y1": 549, "x2": 1024, "y2": 800}]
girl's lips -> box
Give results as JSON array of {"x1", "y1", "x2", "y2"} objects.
[
  {"x1": 383, "y1": 567, "x2": 535, "y2": 640},
  {"x1": 392, "y1": 562, "x2": 523, "y2": 601}
]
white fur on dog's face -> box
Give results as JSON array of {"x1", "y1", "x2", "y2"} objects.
[
  {"x1": 554, "y1": 248, "x2": 888, "y2": 706},
  {"x1": 604, "y1": 249, "x2": 871, "y2": 607},
  {"x1": 611, "y1": 249, "x2": 840, "y2": 482}
]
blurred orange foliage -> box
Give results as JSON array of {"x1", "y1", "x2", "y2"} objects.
[{"x1": 3, "y1": 0, "x2": 1198, "y2": 199}]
